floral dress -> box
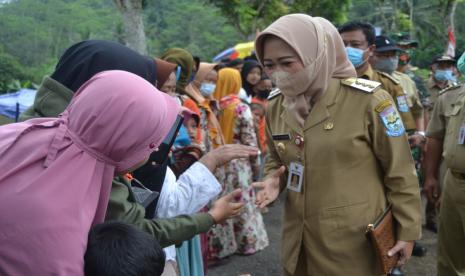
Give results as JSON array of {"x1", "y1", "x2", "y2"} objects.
[{"x1": 207, "y1": 99, "x2": 269, "y2": 260}]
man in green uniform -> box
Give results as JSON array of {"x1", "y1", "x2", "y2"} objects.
[{"x1": 424, "y1": 77, "x2": 465, "y2": 276}]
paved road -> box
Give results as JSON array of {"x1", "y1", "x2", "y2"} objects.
[{"x1": 209, "y1": 193, "x2": 437, "y2": 276}]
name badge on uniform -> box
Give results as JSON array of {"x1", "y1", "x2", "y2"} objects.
[
  {"x1": 272, "y1": 133, "x2": 291, "y2": 141},
  {"x1": 459, "y1": 126, "x2": 465, "y2": 145},
  {"x1": 287, "y1": 162, "x2": 304, "y2": 193},
  {"x1": 396, "y1": 95, "x2": 409, "y2": 113}
]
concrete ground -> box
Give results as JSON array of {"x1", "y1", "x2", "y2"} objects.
[{"x1": 209, "y1": 194, "x2": 437, "y2": 276}]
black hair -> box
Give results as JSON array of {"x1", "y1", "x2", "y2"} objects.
[
  {"x1": 84, "y1": 221, "x2": 165, "y2": 276},
  {"x1": 226, "y1": 58, "x2": 244, "y2": 67},
  {"x1": 338, "y1": 21, "x2": 376, "y2": 45},
  {"x1": 193, "y1": 56, "x2": 201, "y2": 72}
]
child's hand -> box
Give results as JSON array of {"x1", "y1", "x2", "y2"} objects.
[{"x1": 208, "y1": 189, "x2": 244, "y2": 224}]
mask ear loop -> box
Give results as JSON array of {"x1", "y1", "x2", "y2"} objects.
[{"x1": 175, "y1": 66, "x2": 182, "y2": 82}]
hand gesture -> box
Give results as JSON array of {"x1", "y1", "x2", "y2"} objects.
[
  {"x1": 208, "y1": 189, "x2": 244, "y2": 224},
  {"x1": 200, "y1": 144, "x2": 259, "y2": 171},
  {"x1": 252, "y1": 166, "x2": 286, "y2": 209}
]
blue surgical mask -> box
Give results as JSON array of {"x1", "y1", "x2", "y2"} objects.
[
  {"x1": 345, "y1": 47, "x2": 367, "y2": 68},
  {"x1": 200, "y1": 83, "x2": 216, "y2": 96},
  {"x1": 372, "y1": 57, "x2": 399, "y2": 74},
  {"x1": 434, "y1": 69, "x2": 456, "y2": 82}
]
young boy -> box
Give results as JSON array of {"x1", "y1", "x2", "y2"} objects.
[{"x1": 85, "y1": 221, "x2": 166, "y2": 276}]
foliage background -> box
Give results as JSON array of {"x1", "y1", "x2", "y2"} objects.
[{"x1": 0, "y1": 0, "x2": 463, "y2": 92}]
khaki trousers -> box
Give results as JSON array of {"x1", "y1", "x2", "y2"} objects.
[{"x1": 438, "y1": 169, "x2": 465, "y2": 276}]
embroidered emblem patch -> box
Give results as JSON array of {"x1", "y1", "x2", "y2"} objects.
[
  {"x1": 376, "y1": 101, "x2": 405, "y2": 137},
  {"x1": 396, "y1": 95, "x2": 409, "y2": 113}
]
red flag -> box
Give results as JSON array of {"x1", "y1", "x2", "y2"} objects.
[{"x1": 446, "y1": 26, "x2": 456, "y2": 57}]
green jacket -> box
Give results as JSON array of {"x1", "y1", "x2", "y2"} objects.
[
  {"x1": 105, "y1": 177, "x2": 214, "y2": 248},
  {"x1": 20, "y1": 77, "x2": 215, "y2": 247},
  {"x1": 19, "y1": 76, "x2": 73, "y2": 121}
]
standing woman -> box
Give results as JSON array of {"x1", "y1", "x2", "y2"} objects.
[
  {"x1": 253, "y1": 14, "x2": 421, "y2": 275},
  {"x1": 209, "y1": 68, "x2": 269, "y2": 260},
  {"x1": 0, "y1": 70, "x2": 180, "y2": 275}
]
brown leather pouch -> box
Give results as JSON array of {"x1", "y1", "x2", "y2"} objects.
[{"x1": 366, "y1": 204, "x2": 399, "y2": 274}]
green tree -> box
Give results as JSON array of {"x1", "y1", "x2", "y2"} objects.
[
  {"x1": 145, "y1": 0, "x2": 241, "y2": 60},
  {"x1": 289, "y1": 0, "x2": 351, "y2": 25},
  {"x1": 207, "y1": 0, "x2": 288, "y2": 39}
]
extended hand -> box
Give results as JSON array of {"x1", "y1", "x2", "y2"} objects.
[
  {"x1": 252, "y1": 166, "x2": 286, "y2": 209},
  {"x1": 199, "y1": 144, "x2": 259, "y2": 171},
  {"x1": 208, "y1": 189, "x2": 244, "y2": 224},
  {"x1": 388, "y1": 240, "x2": 414, "y2": 266}
]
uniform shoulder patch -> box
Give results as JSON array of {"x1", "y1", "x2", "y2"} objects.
[
  {"x1": 439, "y1": 83, "x2": 462, "y2": 95},
  {"x1": 341, "y1": 77, "x2": 381, "y2": 93},
  {"x1": 267, "y1": 88, "x2": 282, "y2": 100},
  {"x1": 375, "y1": 99, "x2": 405, "y2": 137},
  {"x1": 378, "y1": 71, "x2": 400, "y2": 85}
]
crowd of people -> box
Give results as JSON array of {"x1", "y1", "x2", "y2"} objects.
[{"x1": 0, "y1": 12, "x2": 464, "y2": 276}]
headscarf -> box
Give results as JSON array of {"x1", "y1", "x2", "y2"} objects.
[
  {"x1": 215, "y1": 68, "x2": 243, "y2": 144},
  {"x1": 154, "y1": 58, "x2": 177, "y2": 90},
  {"x1": 241, "y1": 60, "x2": 262, "y2": 97},
  {"x1": 0, "y1": 70, "x2": 180, "y2": 275},
  {"x1": 51, "y1": 40, "x2": 157, "y2": 92},
  {"x1": 185, "y1": 62, "x2": 226, "y2": 149},
  {"x1": 255, "y1": 14, "x2": 355, "y2": 125},
  {"x1": 183, "y1": 98, "x2": 202, "y2": 144},
  {"x1": 160, "y1": 48, "x2": 195, "y2": 95},
  {"x1": 185, "y1": 62, "x2": 217, "y2": 100},
  {"x1": 213, "y1": 68, "x2": 242, "y2": 101}
]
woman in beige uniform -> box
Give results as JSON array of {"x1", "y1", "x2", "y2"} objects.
[{"x1": 252, "y1": 14, "x2": 422, "y2": 275}]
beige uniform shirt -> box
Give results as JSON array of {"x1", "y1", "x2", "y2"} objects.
[
  {"x1": 361, "y1": 65, "x2": 417, "y2": 131},
  {"x1": 427, "y1": 85, "x2": 465, "y2": 173},
  {"x1": 392, "y1": 71, "x2": 424, "y2": 121},
  {"x1": 426, "y1": 77, "x2": 453, "y2": 109},
  {"x1": 264, "y1": 78, "x2": 422, "y2": 275}
]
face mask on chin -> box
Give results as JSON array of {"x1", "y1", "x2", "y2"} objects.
[{"x1": 372, "y1": 56, "x2": 399, "y2": 74}]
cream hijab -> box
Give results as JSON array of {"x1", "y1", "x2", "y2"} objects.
[{"x1": 255, "y1": 14, "x2": 356, "y2": 125}]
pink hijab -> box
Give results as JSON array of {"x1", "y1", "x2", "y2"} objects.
[{"x1": 0, "y1": 70, "x2": 180, "y2": 275}]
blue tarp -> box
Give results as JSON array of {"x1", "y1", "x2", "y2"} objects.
[{"x1": 0, "y1": 89, "x2": 37, "y2": 120}]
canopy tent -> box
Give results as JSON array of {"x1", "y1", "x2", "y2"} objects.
[
  {"x1": 0, "y1": 88, "x2": 37, "y2": 121},
  {"x1": 213, "y1": 41, "x2": 255, "y2": 62}
]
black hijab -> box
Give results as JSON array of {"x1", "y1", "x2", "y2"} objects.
[
  {"x1": 240, "y1": 60, "x2": 262, "y2": 97},
  {"x1": 51, "y1": 40, "x2": 157, "y2": 92}
]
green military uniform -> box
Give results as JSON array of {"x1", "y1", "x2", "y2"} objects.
[
  {"x1": 361, "y1": 65, "x2": 417, "y2": 131},
  {"x1": 106, "y1": 177, "x2": 215, "y2": 247},
  {"x1": 20, "y1": 77, "x2": 215, "y2": 246},
  {"x1": 426, "y1": 84, "x2": 465, "y2": 275},
  {"x1": 19, "y1": 77, "x2": 73, "y2": 121},
  {"x1": 264, "y1": 78, "x2": 421, "y2": 276}
]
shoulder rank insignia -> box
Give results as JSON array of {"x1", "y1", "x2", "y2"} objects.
[
  {"x1": 378, "y1": 71, "x2": 400, "y2": 85},
  {"x1": 375, "y1": 99, "x2": 405, "y2": 137},
  {"x1": 341, "y1": 77, "x2": 381, "y2": 93},
  {"x1": 439, "y1": 83, "x2": 462, "y2": 95},
  {"x1": 267, "y1": 88, "x2": 282, "y2": 100}
]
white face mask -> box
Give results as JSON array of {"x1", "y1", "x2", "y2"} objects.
[{"x1": 199, "y1": 83, "x2": 216, "y2": 97}]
